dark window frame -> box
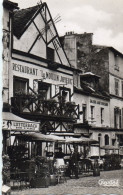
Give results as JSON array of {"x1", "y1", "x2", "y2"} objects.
[{"x1": 13, "y1": 76, "x2": 29, "y2": 96}]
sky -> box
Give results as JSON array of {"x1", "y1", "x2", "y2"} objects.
[{"x1": 8, "y1": 0, "x2": 123, "y2": 53}]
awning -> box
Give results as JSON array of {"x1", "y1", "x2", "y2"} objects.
[
  {"x1": 100, "y1": 145, "x2": 119, "y2": 150},
  {"x1": 65, "y1": 136, "x2": 98, "y2": 145},
  {"x1": 115, "y1": 132, "x2": 123, "y2": 135},
  {"x1": 15, "y1": 132, "x2": 65, "y2": 142},
  {"x1": 2, "y1": 112, "x2": 40, "y2": 131}
]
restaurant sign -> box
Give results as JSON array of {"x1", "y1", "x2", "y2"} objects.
[
  {"x1": 3, "y1": 120, "x2": 40, "y2": 131},
  {"x1": 90, "y1": 99, "x2": 108, "y2": 106},
  {"x1": 12, "y1": 62, "x2": 73, "y2": 85}
]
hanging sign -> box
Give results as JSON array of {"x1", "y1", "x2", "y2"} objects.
[{"x1": 3, "y1": 120, "x2": 40, "y2": 131}]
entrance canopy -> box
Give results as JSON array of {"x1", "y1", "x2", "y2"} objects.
[
  {"x1": 2, "y1": 112, "x2": 40, "y2": 132},
  {"x1": 15, "y1": 132, "x2": 65, "y2": 142}
]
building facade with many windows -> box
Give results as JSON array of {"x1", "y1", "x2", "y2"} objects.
[{"x1": 61, "y1": 32, "x2": 123, "y2": 156}]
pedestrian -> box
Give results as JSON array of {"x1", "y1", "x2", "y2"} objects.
[{"x1": 69, "y1": 147, "x2": 80, "y2": 179}]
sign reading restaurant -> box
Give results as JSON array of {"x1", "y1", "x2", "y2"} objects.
[
  {"x1": 12, "y1": 63, "x2": 73, "y2": 85},
  {"x1": 3, "y1": 120, "x2": 40, "y2": 131}
]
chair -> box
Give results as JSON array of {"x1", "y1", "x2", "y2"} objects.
[{"x1": 57, "y1": 165, "x2": 66, "y2": 184}]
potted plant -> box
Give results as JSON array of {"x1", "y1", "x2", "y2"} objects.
[
  {"x1": 30, "y1": 156, "x2": 50, "y2": 188},
  {"x1": 2, "y1": 154, "x2": 10, "y2": 185}
]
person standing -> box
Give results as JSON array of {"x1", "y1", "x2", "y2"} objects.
[
  {"x1": 55, "y1": 147, "x2": 65, "y2": 168},
  {"x1": 69, "y1": 147, "x2": 80, "y2": 179}
]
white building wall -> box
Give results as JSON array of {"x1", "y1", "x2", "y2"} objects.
[{"x1": 89, "y1": 97, "x2": 110, "y2": 128}]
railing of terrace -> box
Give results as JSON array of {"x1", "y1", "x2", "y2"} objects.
[{"x1": 11, "y1": 96, "x2": 79, "y2": 120}]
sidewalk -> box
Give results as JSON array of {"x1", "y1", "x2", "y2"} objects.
[{"x1": 11, "y1": 169, "x2": 123, "y2": 195}]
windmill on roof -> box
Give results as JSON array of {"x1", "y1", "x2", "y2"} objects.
[
  {"x1": 37, "y1": 0, "x2": 62, "y2": 51},
  {"x1": 13, "y1": 1, "x2": 71, "y2": 67}
]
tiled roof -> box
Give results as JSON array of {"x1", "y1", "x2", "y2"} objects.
[{"x1": 13, "y1": 5, "x2": 41, "y2": 39}]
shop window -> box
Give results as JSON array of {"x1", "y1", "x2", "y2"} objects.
[
  {"x1": 38, "y1": 82, "x2": 51, "y2": 100},
  {"x1": 101, "y1": 107, "x2": 104, "y2": 124},
  {"x1": 47, "y1": 47, "x2": 54, "y2": 62},
  {"x1": 115, "y1": 78, "x2": 119, "y2": 96},
  {"x1": 105, "y1": 134, "x2": 109, "y2": 145},
  {"x1": 82, "y1": 104, "x2": 87, "y2": 123},
  {"x1": 90, "y1": 106, "x2": 95, "y2": 121},
  {"x1": 13, "y1": 76, "x2": 29, "y2": 96}
]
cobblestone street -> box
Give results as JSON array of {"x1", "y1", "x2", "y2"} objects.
[{"x1": 11, "y1": 169, "x2": 123, "y2": 195}]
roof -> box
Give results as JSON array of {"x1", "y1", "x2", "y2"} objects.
[
  {"x1": 93, "y1": 44, "x2": 123, "y2": 57},
  {"x1": 13, "y1": 4, "x2": 45, "y2": 39},
  {"x1": 3, "y1": 0, "x2": 19, "y2": 10},
  {"x1": 74, "y1": 86, "x2": 110, "y2": 100},
  {"x1": 80, "y1": 72, "x2": 100, "y2": 79}
]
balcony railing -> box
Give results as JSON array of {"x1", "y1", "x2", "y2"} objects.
[{"x1": 11, "y1": 96, "x2": 79, "y2": 120}]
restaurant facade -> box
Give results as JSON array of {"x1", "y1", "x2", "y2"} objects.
[{"x1": 2, "y1": 1, "x2": 82, "y2": 167}]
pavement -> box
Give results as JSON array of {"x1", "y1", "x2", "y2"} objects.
[{"x1": 11, "y1": 169, "x2": 123, "y2": 195}]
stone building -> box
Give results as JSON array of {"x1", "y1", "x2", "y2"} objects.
[{"x1": 61, "y1": 32, "x2": 123, "y2": 156}]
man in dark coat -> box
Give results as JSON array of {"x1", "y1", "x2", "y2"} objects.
[{"x1": 69, "y1": 147, "x2": 80, "y2": 179}]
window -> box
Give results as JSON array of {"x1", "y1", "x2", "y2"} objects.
[
  {"x1": 98, "y1": 133, "x2": 102, "y2": 145},
  {"x1": 115, "y1": 79, "x2": 119, "y2": 96},
  {"x1": 112, "y1": 139, "x2": 116, "y2": 146},
  {"x1": 82, "y1": 104, "x2": 87, "y2": 123},
  {"x1": 13, "y1": 76, "x2": 29, "y2": 96},
  {"x1": 119, "y1": 109, "x2": 121, "y2": 128},
  {"x1": 122, "y1": 81, "x2": 123, "y2": 97},
  {"x1": 60, "y1": 87, "x2": 70, "y2": 102},
  {"x1": 38, "y1": 82, "x2": 50, "y2": 100},
  {"x1": 90, "y1": 106, "x2": 95, "y2": 121},
  {"x1": 114, "y1": 107, "x2": 121, "y2": 129},
  {"x1": 122, "y1": 108, "x2": 123, "y2": 128},
  {"x1": 114, "y1": 54, "x2": 119, "y2": 71},
  {"x1": 105, "y1": 134, "x2": 109, "y2": 145},
  {"x1": 47, "y1": 47, "x2": 54, "y2": 61},
  {"x1": 101, "y1": 108, "x2": 104, "y2": 124}
]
